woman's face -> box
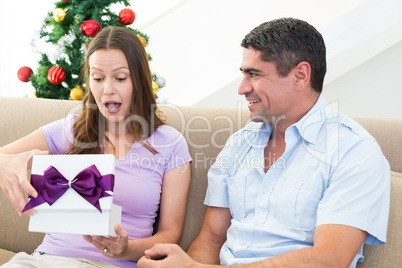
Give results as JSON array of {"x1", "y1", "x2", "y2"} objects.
[{"x1": 89, "y1": 49, "x2": 133, "y2": 125}]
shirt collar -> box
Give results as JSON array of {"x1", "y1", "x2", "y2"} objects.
[
  {"x1": 290, "y1": 95, "x2": 328, "y2": 145},
  {"x1": 246, "y1": 122, "x2": 272, "y2": 149},
  {"x1": 249, "y1": 95, "x2": 328, "y2": 146}
]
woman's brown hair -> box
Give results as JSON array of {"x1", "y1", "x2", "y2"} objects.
[{"x1": 65, "y1": 26, "x2": 164, "y2": 155}]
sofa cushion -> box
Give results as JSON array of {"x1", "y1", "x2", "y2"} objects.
[
  {"x1": 0, "y1": 248, "x2": 16, "y2": 265},
  {"x1": 0, "y1": 187, "x2": 45, "y2": 256},
  {"x1": 357, "y1": 171, "x2": 402, "y2": 267},
  {"x1": 352, "y1": 117, "x2": 402, "y2": 173}
]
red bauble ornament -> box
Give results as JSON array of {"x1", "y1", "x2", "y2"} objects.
[
  {"x1": 61, "y1": 0, "x2": 71, "y2": 2},
  {"x1": 17, "y1": 66, "x2": 33, "y2": 82},
  {"x1": 119, "y1": 8, "x2": 135, "y2": 25},
  {"x1": 47, "y1": 66, "x2": 66, "y2": 85},
  {"x1": 81, "y1": 20, "x2": 101, "y2": 38}
]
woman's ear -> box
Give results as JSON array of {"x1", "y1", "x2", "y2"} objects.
[{"x1": 294, "y1": 61, "x2": 311, "y2": 91}]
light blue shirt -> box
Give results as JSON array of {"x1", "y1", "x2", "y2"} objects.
[{"x1": 204, "y1": 96, "x2": 390, "y2": 267}]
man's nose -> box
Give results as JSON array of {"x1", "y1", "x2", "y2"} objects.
[{"x1": 238, "y1": 76, "x2": 252, "y2": 96}]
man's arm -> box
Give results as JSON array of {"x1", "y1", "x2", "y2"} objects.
[
  {"x1": 229, "y1": 224, "x2": 367, "y2": 268},
  {"x1": 187, "y1": 206, "x2": 232, "y2": 264},
  {"x1": 138, "y1": 223, "x2": 367, "y2": 268}
]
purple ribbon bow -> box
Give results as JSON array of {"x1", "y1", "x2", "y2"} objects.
[{"x1": 22, "y1": 165, "x2": 114, "y2": 213}]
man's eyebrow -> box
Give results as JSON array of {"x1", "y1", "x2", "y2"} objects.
[{"x1": 240, "y1": 67, "x2": 262, "y2": 74}]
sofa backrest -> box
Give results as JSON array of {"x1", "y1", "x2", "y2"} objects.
[
  {"x1": 0, "y1": 98, "x2": 82, "y2": 254},
  {"x1": 345, "y1": 117, "x2": 402, "y2": 268},
  {"x1": 161, "y1": 105, "x2": 251, "y2": 250},
  {"x1": 0, "y1": 97, "x2": 251, "y2": 254},
  {"x1": 0, "y1": 97, "x2": 401, "y2": 267}
]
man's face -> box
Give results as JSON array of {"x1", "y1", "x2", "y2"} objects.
[{"x1": 238, "y1": 48, "x2": 295, "y2": 123}]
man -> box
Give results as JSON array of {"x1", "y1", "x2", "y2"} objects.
[{"x1": 138, "y1": 17, "x2": 390, "y2": 268}]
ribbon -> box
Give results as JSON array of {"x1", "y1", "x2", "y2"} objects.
[{"x1": 22, "y1": 165, "x2": 114, "y2": 213}]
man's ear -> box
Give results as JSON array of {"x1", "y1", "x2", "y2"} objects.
[{"x1": 294, "y1": 62, "x2": 311, "y2": 91}]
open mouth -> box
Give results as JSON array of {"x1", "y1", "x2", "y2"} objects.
[{"x1": 105, "y1": 102, "x2": 122, "y2": 113}]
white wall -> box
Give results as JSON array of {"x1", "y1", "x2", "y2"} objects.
[
  {"x1": 141, "y1": 0, "x2": 367, "y2": 106},
  {"x1": 194, "y1": 40, "x2": 402, "y2": 118},
  {"x1": 193, "y1": 0, "x2": 402, "y2": 119},
  {"x1": 0, "y1": 0, "x2": 176, "y2": 98},
  {"x1": 323, "y1": 41, "x2": 402, "y2": 118},
  {"x1": 0, "y1": 0, "x2": 54, "y2": 97},
  {"x1": 1, "y1": 0, "x2": 400, "y2": 118}
]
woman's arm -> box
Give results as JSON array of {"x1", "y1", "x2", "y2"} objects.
[
  {"x1": 130, "y1": 162, "x2": 191, "y2": 259},
  {"x1": 0, "y1": 129, "x2": 50, "y2": 214},
  {"x1": 0, "y1": 128, "x2": 50, "y2": 154},
  {"x1": 85, "y1": 162, "x2": 191, "y2": 260}
]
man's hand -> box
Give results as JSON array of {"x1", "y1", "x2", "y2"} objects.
[{"x1": 138, "y1": 244, "x2": 201, "y2": 268}]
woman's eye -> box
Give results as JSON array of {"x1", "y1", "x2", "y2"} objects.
[
  {"x1": 116, "y1": 77, "x2": 127, "y2": 81},
  {"x1": 93, "y1": 77, "x2": 103, "y2": 81}
]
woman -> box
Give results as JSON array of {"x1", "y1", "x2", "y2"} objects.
[{"x1": 0, "y1": 26, "x2": 192, "y2": 267}]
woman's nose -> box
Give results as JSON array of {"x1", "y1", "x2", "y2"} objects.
[{"x1": 103, "y1": 79, "x2": 115, "y2": 95}]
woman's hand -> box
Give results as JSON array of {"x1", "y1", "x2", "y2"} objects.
[
  {"x1": 0, "y1": 149, "x2": 48, "y2": 215},
  {"x1": 83, "y1": 224, "x2": 129, "y2": 259}
]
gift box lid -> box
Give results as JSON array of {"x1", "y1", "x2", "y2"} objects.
[{"x1": 29, "y1": 154, "x2": 115, "y2": 212}]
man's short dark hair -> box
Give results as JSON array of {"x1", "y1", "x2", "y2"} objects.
[{"x1": 241, "y1": 18, "x2": 327, "y2": 93}]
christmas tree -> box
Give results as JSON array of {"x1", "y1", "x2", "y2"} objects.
[{"x1": 17, "y1": 0, "x2": 165, "y2": 100}]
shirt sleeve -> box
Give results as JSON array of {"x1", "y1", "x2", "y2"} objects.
[
  {"x1": 203, "y1": 129, "x2": 247, "y2": 208},
  {"x1": 40, "y1": 115, "x2": 77, "y2": 155},
  {"x1": 203, "y1": 145, "x2": 231, "y2": 208},
  {"x1": 316, "y1": 137, "x2": 390, "y2": 245},
  {"x1": 164, "y1": 131, "x2": 193, "y2": 173},
  {"x1": 204, "y1": 123, "x2": 262, "y2": 208}
]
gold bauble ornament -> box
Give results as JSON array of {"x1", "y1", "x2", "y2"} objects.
[
  {"x1": 70, "y1": 86, "x2": 84, "y2": 100},
  {"x1": 53, "y1": 8, "x2": 67, "y2": 22},
  {"x1": 137, "y1": 35, "x2": 147, "y2": 47},
  {"x1": 152, "y1": 81, "x2": 159, "y2": 95}
]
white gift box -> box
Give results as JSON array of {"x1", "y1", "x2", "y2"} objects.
[{"x1": 27, "y1": 154, "x2": 122, "y2": 237}]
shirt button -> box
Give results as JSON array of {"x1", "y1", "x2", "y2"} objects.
[
  {"x1": 263, "y1": 189, "x2": 269, "y2": 194},
  {"x1": 299, "y1": 180, "x2": 304, "y2": 186},
  {"x1": 240, "y1": 240, "x2": 246, "y2": 245},
  {"x1": 229, "y1": 179, "x2": 233, "y2": 184},
  {"x1": 254, "y1": 221, "x2": 259, "y2": 226}
]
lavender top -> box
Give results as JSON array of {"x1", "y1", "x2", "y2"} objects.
[{"x1": 35, "y1": 114, "x2": 192, "y2": 268}]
